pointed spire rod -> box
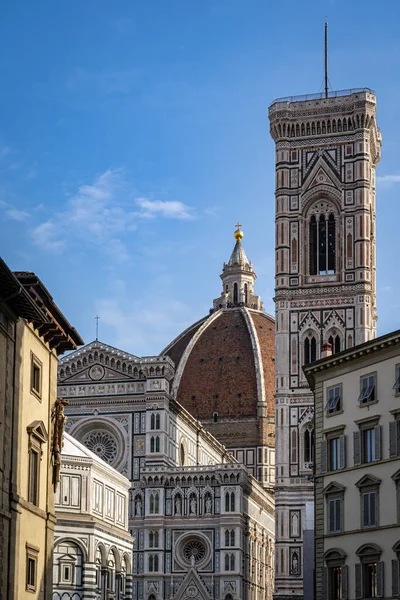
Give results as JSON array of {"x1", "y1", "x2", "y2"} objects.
[
  {"x1": 95, "y1": 315, "x2": 100, "y2": 341},
  {"x1": 324, "y1": 20, "x2": 329, "y2": 99}
]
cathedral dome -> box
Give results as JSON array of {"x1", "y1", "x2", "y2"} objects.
[{"x1": 162, "y1": 226, "x2": 275, "y2": 457}]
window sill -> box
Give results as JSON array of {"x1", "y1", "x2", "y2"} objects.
[
  {"x1": 30, "y1": 388, "x2": 42, "y2": 402},
  {"x1": 359, "y1": 399, "x2": 378, "y2": 409},
  {"x1": 325, "y1": 409, "x2": 344, "y2": 418}
]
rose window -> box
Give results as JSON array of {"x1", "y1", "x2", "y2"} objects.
[
  {"x1": 183, "y1": 539, "x2": 206, "y2": 564},
  {"x1": 82, "y1": 430, "x2": 118, "y2": 464}
]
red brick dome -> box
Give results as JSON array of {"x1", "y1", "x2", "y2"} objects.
[
  {"x1": 163, "y1": 306, "x2": 275, "y2": 443},
  {"x1": 162, "y1": 228, "x2": 276, "y2": 461}
]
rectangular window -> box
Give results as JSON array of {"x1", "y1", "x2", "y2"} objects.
[
  {"x1": 26, "y1": 545, "x2": 39, "y2": 592},
  {"x1": 329, "y1": 566, "x2": 343, "y2": 600},
  {"x1": 359, "y1": 373, "x2": 376, "y2": 404},
  {"x1": 28, "y1": 449, "x2": 39, "y2": 505},
  {"x1": 325, "y1": 385, "x2": 342, "y2": 415},
  {"x1": 31, "y1": 354, "x2": 42, "y2": 399},
  {"x1": 328, "y1": 498, "x2": 342, "y2": 533},
  {"x1": 329, "y1": 438, "x2": 340, "y2": 471},
  {"x1": 365, "y1": 562, "x2": 377, "y2": 597},
  {"x1": 362, "y1": 491, "x2": 377, "y2": 527},
  {"x1": 394, "y1": 365, "x2": 400, "y2": 395},
  {"x1": 363, "y1": 428, "x2": 376, "y2": 463}
]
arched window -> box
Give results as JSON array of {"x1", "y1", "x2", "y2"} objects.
[
  {"x1": 304, "y1": 428, "x2": 314, "y2": 463},
  {"x1": 225, "y1": 492, "x2": 230, "y2": 512},
  {"x1": 291, "y1": 429, "x2": 297, "y2": 463},
  {"x1": 155, "y1": 414, "x2": 160, "y2": 429},
  {"x1": 180, "y1": 443, "x2": 185, "y2": 466},
  {"x1": 149, "y1": 493, "x2": 160, "y2": 515},
  {"x1": 225, "y1": 529, "x2": 230, "y2": 547},
  {"x1": 230, "y1": 491, "x2": 235, "y2": 512},
  {"x1": 149, "y1": 530, "x2": 159, "y2": 548},
  {"x1": 244, "y1": 283, "x2": 248, "y2": 305},
  {"x1": 233, "y1": 283, "x2": 238, "y2": 304},
  {"x1": 328, "y1": 335, "x2": 341, "y2": 354},
  {"x1": 155, "y1": 436, "x2": 160, "y2": 453},
  {"x1": 107, "y1": 555, "x2": 115, "y2": 592},
  {"x1": 225, "y1": 553, "x2": 230, "y2": 570},
  {"x1": 150, "y1": 436, "x2": 155, "y2": 452},
  {"x1": 304, "y1": 336, "x2": 317, "y2": 365},
  {"x1": 230, "y1": 530, "x2": 235, "y2": 546},
  {"x1": 310, "y1": 212, "x2": 336, "y2": 275},
  {"x1": 230, "y1": 553, "x2": 235, "y2": 570}
]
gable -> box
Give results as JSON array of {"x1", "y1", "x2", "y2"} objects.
[
  {"x1": 174, "y1": 568, "x2": 211, "y2": 600},
  {"x1": 302, "y1": 157, "x2": 342, "y2": 195}
]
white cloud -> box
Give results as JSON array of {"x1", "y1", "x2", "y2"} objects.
[
  {"x1": 136, "y1": 197, "x2": 194, "y2": 220},
  {"x1": 31, "y1": 168, "x2": 194, "y2": 257},
  {"x1": 376, "y1": 174, "x2": 400, "y2": 187},
  {"x1": 5, "y1": 208, "x2": 30, "y2": 221},
  {"x1": 31, "y1": 221, "x2": 65, "y2": 252}
]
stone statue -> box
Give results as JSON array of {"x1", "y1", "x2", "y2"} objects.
[
  {"x1": 190, "y1": 497, "x2": 197, "y2": 515},
  {"x1": 175, "y1": 495, "x2": 181, "y2": 515},
  {"x1": 135, "y1": 496, "x2": 142, "y2": 516},
  {"x1": 205, "y1": 496, "x2": 212, "y2": 514}
]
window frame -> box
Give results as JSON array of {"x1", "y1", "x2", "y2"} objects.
[
  {"x1": 394, "y1": 364, "x2": 400, "y2": 397},
  {"x1": 356, "y1": 475, "x2": 381, "y2": 530},
  {"x1": 325, "y1": 384, "x2": 342, "y2": 416},
  {"x1": 359, "y1": 372, "x2": 377, "y2": 406},
  {"x1": 26, "y1": 544, "x2": 39, "y2": 593},
  {"x1": 30, "y1": 353, "x2": 43, "y2": 400}
]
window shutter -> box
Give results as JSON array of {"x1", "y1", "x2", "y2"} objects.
[
  {"x1": 392, "y1": 559, "x2": 400, "y2": 598},
  {"x1": 375, "y1": 425, "x2": 381, "y2": 461},
  {"x1": 353, "y1": 431, "x2": 361, "y2": 466},
  {"x1": 355, "y1": 563, "x2": 362, "y2": 599},
  {"x1": 342, "y1": 565, "x2": 348, "y2": 600},
  {"x1": 390, "y1": 421, "x2": 399, "y2": 458},
  {"x1": 321, "y1": 567, "x2": 328, "y2": 599},
  {"x1": 339, "y1": 434, "x2": 346, "y2": 469},
  {"x1": 376, "y1": 560, "x2": 384, "y2": 598},
  {"x1": 321, "y1": 440, "x2": 327, "y2": 473}
]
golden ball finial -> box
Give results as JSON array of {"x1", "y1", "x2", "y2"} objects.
[{"x1": 234, "y1": 222, "x2": 243, "y2": 242}]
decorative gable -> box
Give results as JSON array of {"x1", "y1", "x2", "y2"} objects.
[
  {"x1": 174, "y1": 568, "x2": 211, "y2": 600},
  {"x1": 355, "y1": 473, "x2": 381, "y2": 488},
  {"x1": 323, "y1": 481, "x2": 346, "y2": 495}
]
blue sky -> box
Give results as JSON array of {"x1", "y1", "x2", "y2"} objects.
[{"x1": 1, "y1": 0, "x2": 400, "y2": 356}]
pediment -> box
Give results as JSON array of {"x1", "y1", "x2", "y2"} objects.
[
  {"x1": 323, "y1": 481, "x2": 346, "y2": 495},
  {"x1": 27, "y1": 420, "x2": 48, "y2": 443},
  {"x1": 58, "y1": 339, "x2": 172, "y2": 383},
  {"x1": 303, "y1": 158, "x2": 342, "y2": 194},
  {"x1": 61, "y1": 364, "x2": 135, "y2": 384},
  {"x1": 174, "y1": 568, "x2": 211, "y2": 600},
  {"x1": 355, "y1": 474, "x2": 381, "y2": 488}
]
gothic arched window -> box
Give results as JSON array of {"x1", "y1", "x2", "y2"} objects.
[
  {"x1": 309, "y1": 212, "x2": 336, "y2": 275},
  {"x1": 234, "y1": 283, "x2": 238, "y2": 304},
  {"x1": 244, "y1": 283, "x2": 248, "y2": 305},
  {"x1": 304, "y1": 336, "x2": 317, "y2": 365},
  {"x1": 304, "y1": 428, "x2": 314, "y2": 463},
  {"x1": 328, "y1": 335, "x2": 341, "y2": 355}
]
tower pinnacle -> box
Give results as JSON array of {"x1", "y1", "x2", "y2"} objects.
[{"x1": 212, "y1": 225, "x2": 263, "y2": 311}]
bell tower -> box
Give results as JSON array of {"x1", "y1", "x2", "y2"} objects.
[{"x1": 269, "y1": 89, "x2": 381, "y2": 599}]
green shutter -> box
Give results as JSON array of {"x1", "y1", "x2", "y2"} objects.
[
  {"x1": 355, "y1": 563, "x2": 362, "y2": 599},
  {"x1": 392, "y1": 558, "x2": 400, "y2": 597},
  {"x1": 342, "y1": 564, "x2": 348, "y2": 600},
  {"x1": 353, "y1": 431, "x2": 361, "y2": 466},
  {"x1": 390, "y1": 421, "x2": 399, "y2": 458},
  {"x1": 339, "y1": 434, "x2": 346, "y2": 469},
  {"x1": 375, "y1": 425, "x2": 381, "y2": 461},
  {"x1": 376, "y1": 560, "x2": 384, "y2": 598},
  {"x1": 321, "y1": 566, "x2": 328, "y2": 599},
  {"x1": 321, "y1": 440, "x2": 327, "y2": 473}
]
